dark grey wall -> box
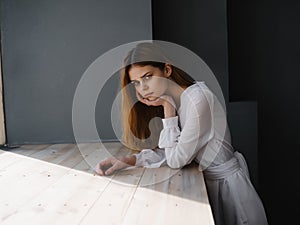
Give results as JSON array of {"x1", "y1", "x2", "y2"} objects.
[
  {"x1": 227, "y1": 102, "x2": 258, "y2": 188},
  {"x1": 227, "y1": 1, "x2": 300, "y2": 224},
  {"x1": 152, "y1": 0, "x2": 229, "y2": 101},
  {"x1": 1, "y1": 0, "x2": 152, "y2": 145}
]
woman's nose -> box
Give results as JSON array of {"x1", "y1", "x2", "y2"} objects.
[{"x1": 140, "y1": 81, "x2": 148, "y2": 91}]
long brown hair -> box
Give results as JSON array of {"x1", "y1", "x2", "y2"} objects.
[{"x1": 120, "y1": 42, "x2": 195, "y2": 150}]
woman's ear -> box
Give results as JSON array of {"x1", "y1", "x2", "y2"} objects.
[{"x1": 164, "y1": 64, "x2": 172, "y2": 78}]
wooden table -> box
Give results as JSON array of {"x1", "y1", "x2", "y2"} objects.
[{"x1": 0, "y1": 143, "x2": 215, "y2": 225}]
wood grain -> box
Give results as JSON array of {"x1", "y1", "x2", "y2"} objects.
[{"x1": 0, "y1": 143, "x2": 215, "y2": 225}]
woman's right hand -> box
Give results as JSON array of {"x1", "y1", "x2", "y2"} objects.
[{"x1": 94, "y1": 155, "x2": 136, "y2": 176}]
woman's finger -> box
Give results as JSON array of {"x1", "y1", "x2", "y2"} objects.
[
  {"x1": 144, "y1": 97, "x2": 162, "y2": 106},
  {"x1": 105, "y1": 159, "x2": 129, "y2": 175},
  {"x1": 95, "y1": 157, "x2": 115, "y2": 175},
  {"x1": 99, "y1": 158, "x2": 112, "y2": 167},
  {"x1": 136, "y1": 91, "x2": 152, "y2": 105},
  {"x1": 95, "y1": 162, "x2": 105, "y2": 175},
  {"x1": 104, "y1": 162, "x2": 120, "y2": 175},
  {"x1": 136, "y1": 91, "x2": 144, "y2": 101},
  {"x1": 136, "y1": 90, "x2": 167, "y2": 107}
]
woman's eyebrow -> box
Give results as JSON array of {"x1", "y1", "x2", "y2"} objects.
[{"x1": 131, "y1": 71, "x2": 151, "y2": 81}]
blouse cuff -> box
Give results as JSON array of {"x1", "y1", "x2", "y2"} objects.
[
  {"x1": 134, "y1": 152, "x2": 145, "y2": 167},
  {"x1": 133, "y1": 149, "x2": 166, "y2": 168},
  {"x1": 162, "y1": 116, "x2": 178, "y2": 128},
  {"x1": 158, "y1": 117, "x2": 180, "y2": 148}
]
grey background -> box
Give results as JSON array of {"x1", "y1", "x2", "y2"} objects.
[{"x1": 0, "y1": 0, "x2": 152, "y2": 144}]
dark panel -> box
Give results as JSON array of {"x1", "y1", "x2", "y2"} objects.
[
  {"x1": 227, "y1": 101, "x2": 258, "y2": 189},
  {"x1": 152, "y1": 0, "x2": 229, "y2": 101},
  {"x1": 227, "y1": 2, "x2": 258, "y2": 102},
  {"x1": 227, "y1": 1, "x2": 300, "y2": 224}
]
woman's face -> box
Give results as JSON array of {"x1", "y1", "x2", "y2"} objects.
[{"x1": 128, "y1": 64, "x2": 172, "y2": 101}]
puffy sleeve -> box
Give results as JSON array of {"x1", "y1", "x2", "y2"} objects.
[
  {"x1": 158, "y1": 90, "x2": 213, "y2": 169},
  {"x1": 134, "y1": 148, "x2": 167, "y2": 168},
  {"x1": 132, "y1": 117, "x2": 179, "y2": 168},
  {"x1": 158, "y1": 116, "x2": 181, "y2": 147}
]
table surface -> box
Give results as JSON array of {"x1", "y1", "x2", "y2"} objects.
[{"x1": 0, "y1": 142, "x2": 215, "y2": 225}]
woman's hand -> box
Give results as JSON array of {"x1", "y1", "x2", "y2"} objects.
[
  {"x1": 95, "y1": 155, "x2": 136, "y2": 176},
  {"x1": 136, "y1": 91, "x2": 176, "y2": 118}
]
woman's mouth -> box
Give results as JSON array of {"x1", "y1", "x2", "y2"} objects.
[
  {"x1": 143, "y1": 92, "x2": 154, "y2": 98},
  {"x1": 141, "y1": 92, "x2": 159, "y2": 101}
]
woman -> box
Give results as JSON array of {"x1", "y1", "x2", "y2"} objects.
[{"x1": 95, "y1": 42, "x2": 268, "y2": 225}]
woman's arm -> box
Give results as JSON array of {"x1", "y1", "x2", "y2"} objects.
[
  {"x1": 159, "y1": 90, "x2": 213, "y2": 169},
  {"x1": 95, "y1": 148, "x2": 167, "y2": 175}
]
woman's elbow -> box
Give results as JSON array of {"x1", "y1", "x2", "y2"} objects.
[{"x1": 166, "y1": 159, "x2": 185, "y2": 169}]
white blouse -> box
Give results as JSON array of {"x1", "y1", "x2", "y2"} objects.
[
  {"x1": 133, "y1": 82, "x2": 270, "y2": 224},
  {"x1": 134, "y1": 81, "x2": 234, "y2": 171}
]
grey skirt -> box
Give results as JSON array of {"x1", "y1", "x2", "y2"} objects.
[{"x1": 204, "y1": 151, "x2": 268, "y2": 225}]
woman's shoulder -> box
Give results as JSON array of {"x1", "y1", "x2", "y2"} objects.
[{"x1": 181, "y1": 81, "x2": 213, "y2": 105}]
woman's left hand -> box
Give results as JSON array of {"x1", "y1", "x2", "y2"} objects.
[{"x1": 136, "y1": 91, "x2": 176, "y2": 108}]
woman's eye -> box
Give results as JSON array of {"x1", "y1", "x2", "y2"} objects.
[
  {"x1": 131, "y1": 81, "x2": 139, "y2": 86},
  {"x1": 144, "y1": 74, "x2": 152, "y2": 80}
]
